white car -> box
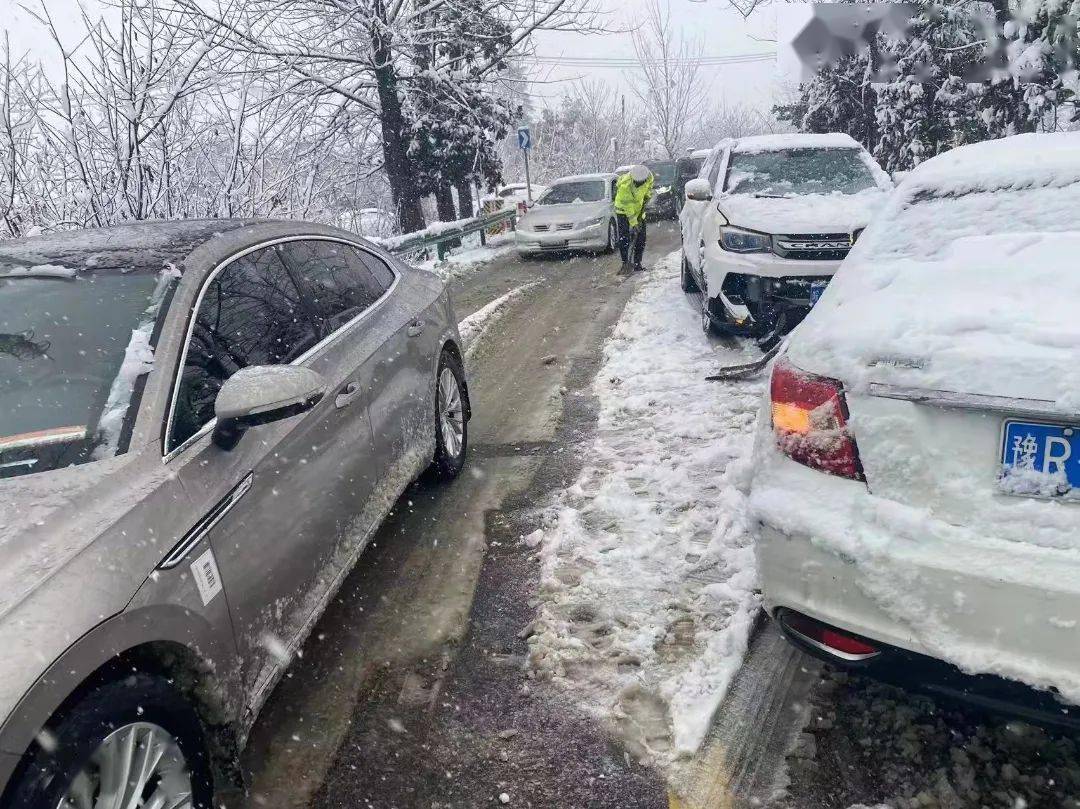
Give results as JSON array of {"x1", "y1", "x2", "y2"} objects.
[
  {"x1": 750, "y1": 132, "x2": 1080, "y2": 722},
  {"x1": 483, "y1": 183, "x2": 547, "y2": 212},
  {"x1": 679, "y1": 133, "x2": 891, "y2": 341},
  {"x1": 515, "y1": 173, "x2": 617, "y2": 257}
]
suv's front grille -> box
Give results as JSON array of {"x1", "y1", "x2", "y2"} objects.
[
  {"x1": 773, "y1": 232, "x2": 853, "y2": 261},
  {"x1": 534, "y1": 224, "x2": 550, "y2": 232},
  {"x1": 555, "y1": 223, "x2": 574, "y2": 231}
]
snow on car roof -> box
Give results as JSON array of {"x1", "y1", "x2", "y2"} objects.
[
  {"x1": 0, "y1": 219, "x2": 262, "y2": 276},
  {"x1": 687, "y1": 148, "x2": 711, "y2": 159},
  {"x1": 730, "y1": 133, "x2": 862, "y2": 154},
  {"x1": 904, "y1": 132, "x2": 1080, "y2": 195},
  {"x1": 551, "y1": 173, "x2": 616, "y2": 184}
]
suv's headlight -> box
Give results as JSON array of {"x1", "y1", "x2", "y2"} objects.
[
  {"x1": 719, "y1": 226, "x2": 772, "y2": 253},
  {"x1": 580, "y1": 216, "x2": 605, "y2": 228}
]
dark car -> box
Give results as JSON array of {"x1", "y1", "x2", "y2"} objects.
[{"x1": 672, "y1": 149, "x2": 711, "y2": 217}]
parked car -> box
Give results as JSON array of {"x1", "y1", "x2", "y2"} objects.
[
  {"x1": 643, "y1": 159, "x2": 677, "y2": 219},
  {"x1": 482, "y1": 183, "x2": 546, "y2": 213},
  {"x1": 355, "y1": 207, "x2": 396, "y2": 239},
  {"x1": 679, "y1": 133, "x2": 892, "y2": 342},
  {"x1": 673, "y1": 149, "x2": 710, "y2": 217},
  {"x1": 751, "y1": 132, "x2": 1080, "y2": 727},
  {"x1": 0, "y1": 219, "x2": 470, "y2": 807},
  {"x1": 515, "y1": 173, "x2": 618, "y2": 257}
]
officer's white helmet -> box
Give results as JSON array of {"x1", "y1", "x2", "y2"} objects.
[{"x1": 630, "y1": 164, "x2": 651, "y2": 183}]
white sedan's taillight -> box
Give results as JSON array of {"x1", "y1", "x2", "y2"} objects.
[{"x1": 770, "y1": 357, "x2": 864, "y2": 481}]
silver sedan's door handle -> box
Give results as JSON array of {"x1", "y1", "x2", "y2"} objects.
[
  {"x1": 407, "y1": 320, "x2": 425, "y2": 337},
  {"x1": 335, "y1": 381, "x2": 362, "y2": 409}
]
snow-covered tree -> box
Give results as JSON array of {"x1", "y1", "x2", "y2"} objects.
[
  {"x1": 630, "y1": 0, "x2": 702, "y2": 160},
  {"x1": 776, "y1": 1, "x2": 1080, "y2": 172},
  {"x1": 174, "y1": 0, "x2": 602, "y2": 233}
]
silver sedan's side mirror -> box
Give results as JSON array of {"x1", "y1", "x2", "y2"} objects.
[
  {"x1": 684, "y1": 178, "x2": 713, "y2": 202},
  {"x1": 213, "y1": 365, "x2": 326, "y2": 450}
]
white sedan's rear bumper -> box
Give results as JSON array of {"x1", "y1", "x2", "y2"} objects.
[
  {"x1": 753, "y1": 450, "x2": 1080, "y2": 704},
  {"x1": 515, "y1": 223, "x2": 607, "y2": 254}
]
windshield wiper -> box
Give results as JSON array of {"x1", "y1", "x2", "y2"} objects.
[
  {"x1": 0, "y1": 330, "x2": 52, "y2": 360},
  {"x1": 753, "y1": 193, "x2": 788, "y2": 199}
]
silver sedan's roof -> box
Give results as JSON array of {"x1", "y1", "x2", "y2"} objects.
[
  {"x1": 0, "y1": 220, "x2": 267, "y2": 276},
  {"x1": 550, "y1": 173, "x2": 616, "y2": 184}
]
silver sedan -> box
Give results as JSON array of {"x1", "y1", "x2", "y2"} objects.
[{"x1": 0, "y1": 219, "x2": 470, "y2": 807}]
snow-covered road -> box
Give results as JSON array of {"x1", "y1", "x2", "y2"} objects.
[{"x1": 527, "y1": 250, "x2": 766, "y2": 760}]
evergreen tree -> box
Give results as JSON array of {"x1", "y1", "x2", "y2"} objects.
[{"x1": 775, "y1": 1, "x2": 1080, "y2": 173}]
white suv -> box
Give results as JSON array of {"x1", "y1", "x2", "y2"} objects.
[{"x1": 678, "y1": 133, "x2": 891, "y2": 342}]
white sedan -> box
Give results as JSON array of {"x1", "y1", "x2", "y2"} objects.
[{"x1": 750, "y1": 132, "x2": 1080, "y2": 721}]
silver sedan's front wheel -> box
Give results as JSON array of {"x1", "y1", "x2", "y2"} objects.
[
  {"x1": 57, "y1": 723, "x2": 193, "y2": 809},
  {"x1": 431, "y1": 349, "x2": 469, "y2": 480},
  {"x1": 438, "y1": 366, "x2": 465, "y2": 459},
  {"x1": 7, "y1": 674, "x2": 213, "y2": 809}
]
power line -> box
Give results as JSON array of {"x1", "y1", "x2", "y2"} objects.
[{"x1": 528, "y1": 51, "x2": 776, "y2": 69}]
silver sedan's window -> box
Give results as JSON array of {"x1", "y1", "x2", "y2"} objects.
[
  {"x1": 169, "y1": 247, "x2": 319, "y2": 451},
  {"x1": 276, "y1": 240, "x2": 391, "y2": 335}
]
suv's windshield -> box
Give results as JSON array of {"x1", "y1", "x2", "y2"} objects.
[
  {"x1": 0, "y1": 269, "x2": 174, "y2": 478},
  {"x1": 538, "y1": 181, "x2": 606, "y2": 204},
  {"x1": 646, "y1": 161, "x2": 676, "y2": 185},
  {"x1": 726, "y1": 148, "x2": 878, "y2": 196}
]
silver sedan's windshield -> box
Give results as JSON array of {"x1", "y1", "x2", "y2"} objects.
[
  {"x1": 538, "y1": 181, "x2": 606, "y2": 204},
  {"x1": 0, "y1": 270, "x2": 173, "y2": 478}
]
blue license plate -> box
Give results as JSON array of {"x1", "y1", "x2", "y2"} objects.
[
  {"x1": 809, "y1": 281, "x2": 828, "y2": 305},
  {"x1": 1001, "y1": 420, "x2": 1080, "y2": 495}
]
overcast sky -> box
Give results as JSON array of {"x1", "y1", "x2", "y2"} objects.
[
  {"x1": 3, "y1": 0, "x2": 797, "y2": 111},
  {"x1": 529, "y1": 1, "x2": 791, "y2": 112}
]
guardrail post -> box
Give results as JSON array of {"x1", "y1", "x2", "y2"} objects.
[{"x1": 437, "y1": 240, "x2": 449, "y2": 261}]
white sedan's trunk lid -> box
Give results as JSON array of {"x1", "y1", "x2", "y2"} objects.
[{"x1": 789, "y1": 232, "x2": 1080, "y2": 546}]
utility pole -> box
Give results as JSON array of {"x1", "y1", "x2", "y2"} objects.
[{"x1": 619, "y1": 95, "x2": 626, "y2": 165}]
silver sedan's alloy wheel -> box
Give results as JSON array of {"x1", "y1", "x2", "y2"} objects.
[
  {"x1": 57, "y1": 722, "x2": 193, "y2": 809},
  {"x1": 438, "y1": 367, "x2": 465, "y2": 459}
]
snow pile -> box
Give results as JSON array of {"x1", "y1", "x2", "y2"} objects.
[
  {"x1": 528, "y1": 251, "x2": 762, "y2": 759},
  {"x1": 91, "y1": 322, "x2": 155, "y2": 459},
  {"x1": 428, "y1": 233, "x2": 516, "y2": 282},
  {"x1": 0, "y1": 263, "x2": 78, "y2": 279},
  {"x1": 457, "y1": 280, "x2": 540, "y2": 358}
]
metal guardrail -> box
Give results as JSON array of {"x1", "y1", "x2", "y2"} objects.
[{"x1": 386, "y1": 207, "x2": 518, "y2": 261}]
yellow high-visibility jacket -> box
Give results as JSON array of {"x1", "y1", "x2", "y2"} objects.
[{"x1": 613, "y1": 172, "x2": 654, "y2": 228}]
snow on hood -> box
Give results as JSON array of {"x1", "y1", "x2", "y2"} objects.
[
  {"x1": 0, "y1": 452, "x2": 164, "y2": 617},
  {"x1": 720, "y1": 187, "x2": 889, "y2": 235},
  {"x1": 789, "y1": 231, "x2": 1080, "y2": 408}
]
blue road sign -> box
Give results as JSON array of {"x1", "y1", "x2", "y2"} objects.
[{"x1": 517, "y1": 127, "x2": 531, "y2": 150}]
